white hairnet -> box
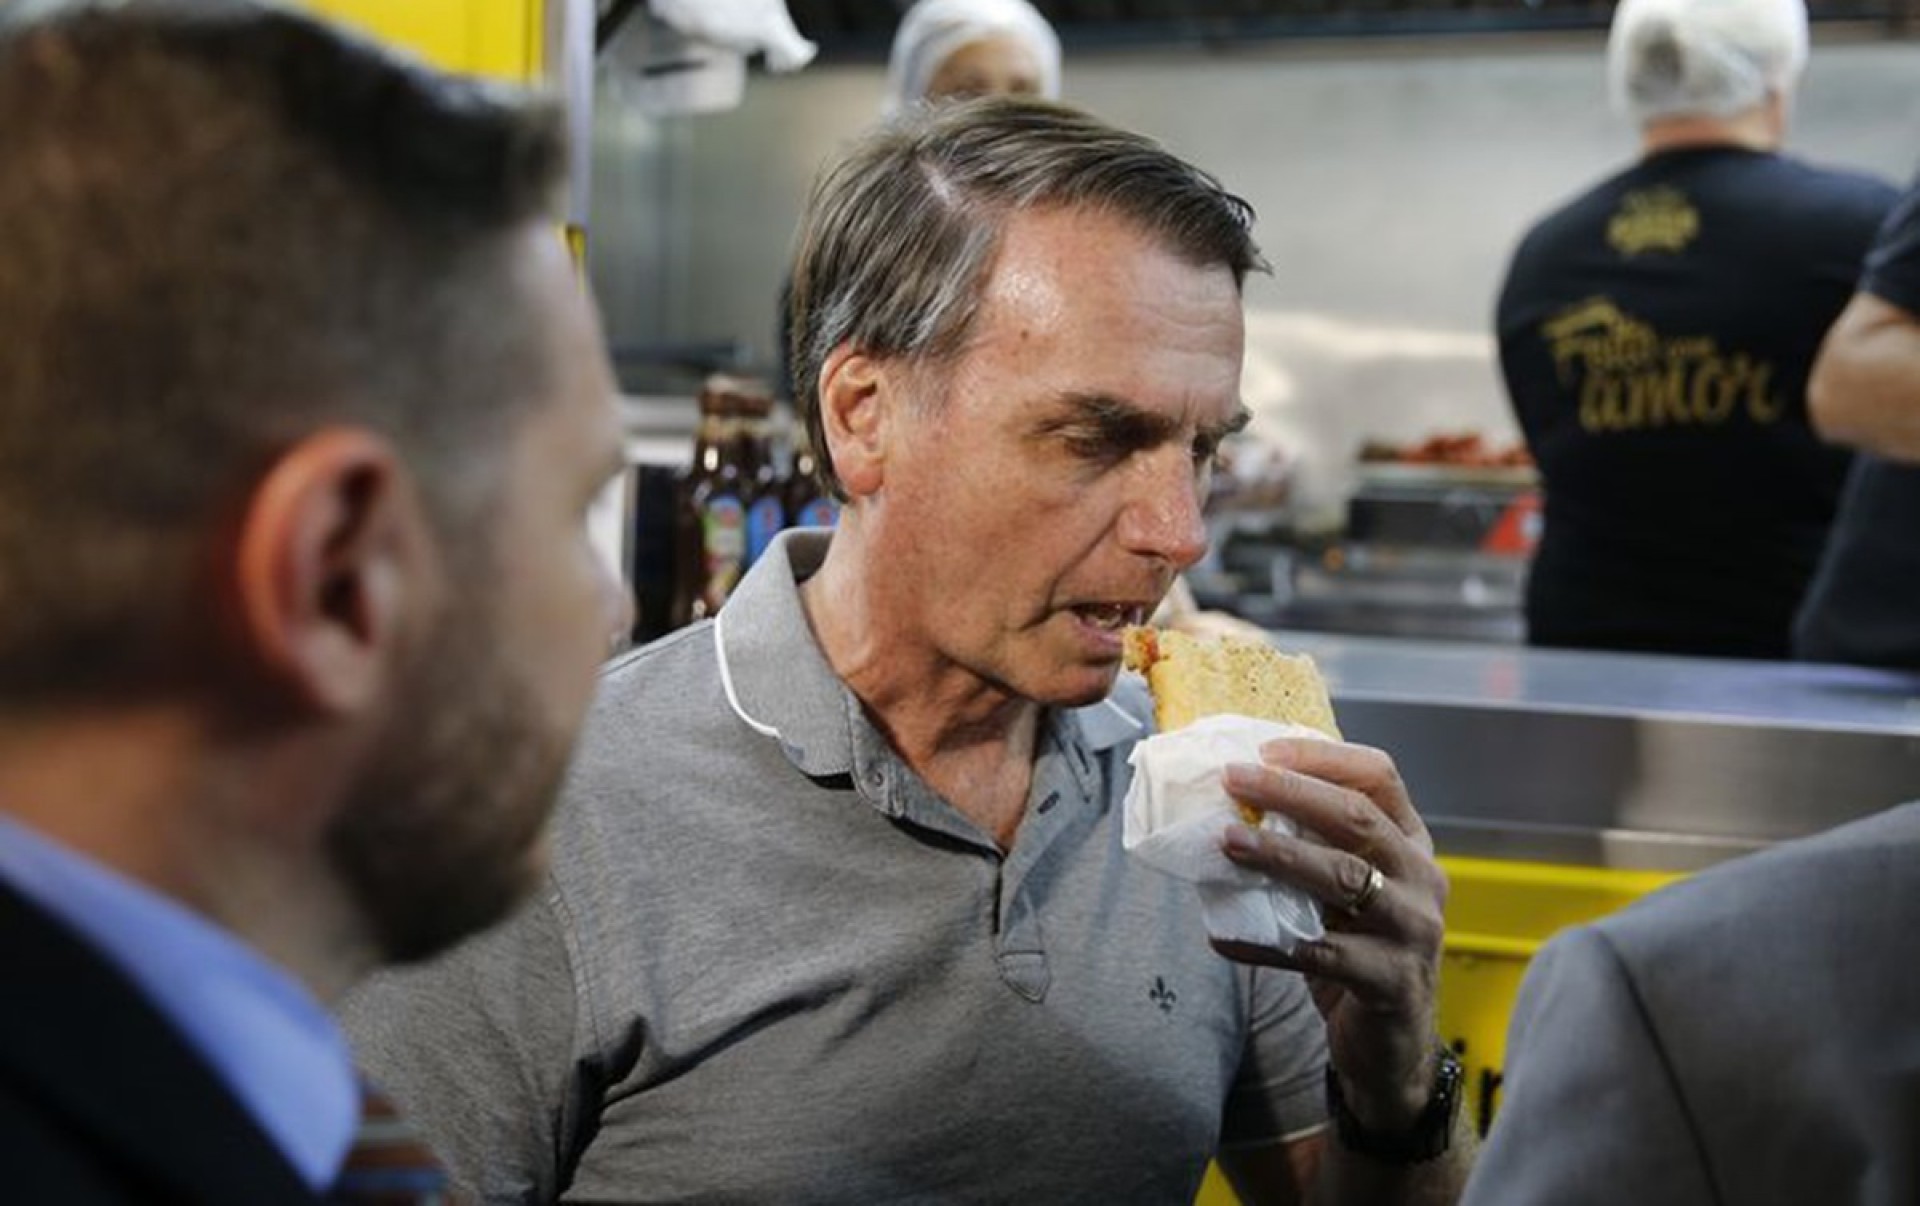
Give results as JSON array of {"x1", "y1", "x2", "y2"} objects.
[
  {"x1": 1607, "y1": 0, "x2": 1809, "y2": 125},
  {"x1": 884, "y1": 0, "x2": 1062, "y2": 115}
]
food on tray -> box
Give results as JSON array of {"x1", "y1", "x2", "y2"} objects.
[{"x1": 1357, "y1": 432, "x2": 1533, "y2": 469}]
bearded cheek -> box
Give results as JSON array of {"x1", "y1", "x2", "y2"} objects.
[{"x1": 335, "y1": 621, "x2": 562, "y2": 963}]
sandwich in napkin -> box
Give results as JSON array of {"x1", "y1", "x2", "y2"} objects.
[{"x1": 1120, "y1": 626, "x2": 1340, "y2": 951}]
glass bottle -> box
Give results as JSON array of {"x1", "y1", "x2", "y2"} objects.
[
  {"x1": 669, "y1": 379, "x2": 749, "y2": 627},
  {"x1": 784, "y1": 418, "x2": 841, "y2": 530},
  {"x1": 739, "y1": 388, "x2": 787, "y2": 568}
]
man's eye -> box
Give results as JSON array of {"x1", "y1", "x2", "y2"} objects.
[
  {"x1": 1063, "y1": 432, "x2": 1124, "y2": 463},
  {"x1": 1191, "y1": 434, "x2": 1223, "y2": 466}
]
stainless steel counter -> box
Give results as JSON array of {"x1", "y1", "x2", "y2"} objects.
[{"x1": 1276, "y1": 631, "x2": 1920, "y2": 871}]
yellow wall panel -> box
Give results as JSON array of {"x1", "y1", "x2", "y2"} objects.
[
  {"x1": 297, "y1": 0, "x2": 542, "y2": 82},
  {"x1": 1195, "y1": 856, "x2": 1682, "y2": 1205}
]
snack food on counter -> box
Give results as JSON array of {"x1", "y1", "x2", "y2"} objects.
[
  {"x1": 1357, "y1": 431, "x2": 1533, "y2": 468},
  {"x1": 1123, "y1": 626, "x2": 1341, "y2": 822}
]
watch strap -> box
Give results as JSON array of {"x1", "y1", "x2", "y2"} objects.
[{"x1": 1324, "y1": 1046, "x2": 1463, "y2": 1165}]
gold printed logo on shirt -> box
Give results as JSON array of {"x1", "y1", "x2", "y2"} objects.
[
  {"x1": 1540, "y1": 296, "x2": 1784, "y2": 433},
  {"x1": 1606, "y1": 187, "x2": 1700, "y2": 255}
]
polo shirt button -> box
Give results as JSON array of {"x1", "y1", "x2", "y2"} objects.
[{"x1": 865, "y1": 768, "x2": 885, "y2": 789}]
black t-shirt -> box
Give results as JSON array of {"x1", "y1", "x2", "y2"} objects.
[
  {"x1": 1497, "y1": 147, "x2": 1897, "y2": 659},
  {"x1": 1795, "y1": 174, "x2": 1920, "y2": 670}
]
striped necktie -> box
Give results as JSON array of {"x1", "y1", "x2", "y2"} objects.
[{"x1": 328, "y1": 1079, "x2": 461, "y2": 1206}]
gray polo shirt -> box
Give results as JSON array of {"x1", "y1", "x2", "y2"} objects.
[{"x1": 345, "y1": 531, "x2": 1328, "y2": 1205}]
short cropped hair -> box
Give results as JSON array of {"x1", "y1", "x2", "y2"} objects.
[
  {"x1": 787, "y1": 96, "x2": 1264, "y2": 500},
  {"x1": 0, "y1": 0, "x2": 566, "y2": 705},
  {"x1": 1608, "y1": 0, "x2": 1809, "y2": 125}
]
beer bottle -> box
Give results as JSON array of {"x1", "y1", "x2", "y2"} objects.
[
  {"x1": 668, "y1": 379, "x2": 749, "y2": 627},
  {"x1": 784, "y1": 417, "x2": 841, "y2": 530},
  {"x1": 739, "y1": 389, "x2": 787, "y2": 568}
]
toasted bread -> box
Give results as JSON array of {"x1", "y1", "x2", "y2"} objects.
[
  {"x1": 1124, "y1": 626, "x2": 1341, "y2": 822},
  {"x1": 1123, "y1": 627, "x2": 1341, "y2": 739}
]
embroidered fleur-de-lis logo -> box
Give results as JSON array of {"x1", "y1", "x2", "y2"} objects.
[{"x1": 1149, "y1": 976, "x2": 1177, "y2": 1015}]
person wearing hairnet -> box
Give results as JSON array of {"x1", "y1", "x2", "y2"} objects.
[
  {"x1": 1493, "y1": 0, "x2": 1896, "y2": 659},
  {"x1": 883, "y1": 0, "x2": 1061, "y2": 113}
]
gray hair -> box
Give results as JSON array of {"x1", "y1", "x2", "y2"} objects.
[
  {"x1": 1608, "y1": 0, "x2": 1809, "y2": 125},
  {"x1": 787, "y1": 96, "x2": 1264, "y2": 500},
  {"x1": 0, "y1": 0, "x2": 566, "y2": 704}
]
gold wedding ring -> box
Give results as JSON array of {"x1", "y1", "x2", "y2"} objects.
[{"x1": 1347, "y1": 862, "x2": 1386, "y2": 916}]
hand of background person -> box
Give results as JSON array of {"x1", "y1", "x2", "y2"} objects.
[{"x1": 1213, "y1": 738, "x2": 1450, "y2": 1132}]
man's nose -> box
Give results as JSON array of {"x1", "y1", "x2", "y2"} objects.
[{"x1": 1118, "y1": 454, "x2": 1210, "y2": 570}]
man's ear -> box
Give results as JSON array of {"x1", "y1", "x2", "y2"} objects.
[
  {"x1": 817, "y1": 345, "x2": 896, "y2": 498},
  {"x1": 230, "y1": 428, "x2": 437, "y2": 716}
]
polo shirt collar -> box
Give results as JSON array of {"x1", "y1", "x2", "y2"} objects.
[
  {"x1": 712, "y1": 530, "x2": 854, "y2": 778},
  {"x1": 1069, "y1": 688, "x2": 1148, "y2": 752},
  {"x1": 714, "y1": 529, "x2": 1148, "y2": 778}
]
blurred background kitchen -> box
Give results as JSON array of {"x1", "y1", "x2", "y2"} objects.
[{"x1": 587, "y1": 0, "x2": 1920, "y2": 645}]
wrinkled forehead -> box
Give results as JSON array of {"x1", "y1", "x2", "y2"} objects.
[
  {"x1": 956, "y1": 207, "x2": 1246, "y2": 418},
  {"x1": 976, "y1": 206, "x2": 1245, "y2": 330}
]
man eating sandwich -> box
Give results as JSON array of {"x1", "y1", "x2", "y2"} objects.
[{"x1": 346, "y1": 98, "x2": 1472, "y2": 1206}]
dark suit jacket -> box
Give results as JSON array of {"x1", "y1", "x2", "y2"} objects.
[
  {"x1": 0, "y1": 879, "x2": 320, "y2": 1205},
  {"x1": 1464, "y1": 801, "x2": 1920, "y2": 1206}
]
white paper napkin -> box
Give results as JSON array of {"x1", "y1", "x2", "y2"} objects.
[{"x1": 1122, "y1": 714, "x2": 1327, "y2": 953}]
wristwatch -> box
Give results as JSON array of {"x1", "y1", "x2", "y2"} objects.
[{"x1": 1324, "y1": 1046, "x2": 1463, "y2": 1165}]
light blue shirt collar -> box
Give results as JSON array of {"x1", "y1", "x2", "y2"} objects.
[{"x1": 0, "y1": 814, "x2": 359, "y2": 1191}]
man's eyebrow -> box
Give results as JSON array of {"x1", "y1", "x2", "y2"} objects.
[
  {"x1": 1207, "y1": 407, "x2": 1254, "y2": 442},
  {"x1": 1031, "y1": 392, "x2": 1178, "y2": 443},
  {"x1": 1031, "y1": 393, "x2": 1251, "y2": 444}
]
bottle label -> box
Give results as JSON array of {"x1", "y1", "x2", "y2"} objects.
[
  {"x1": 795, "y1": 497, "x2": 841, "y2": 529},
  {"x1": 746, "y1": 496, "x2": 786, "y2": 567},
  {"x1": 702, "y1": 494, "x2": 746, "y2": 610}
]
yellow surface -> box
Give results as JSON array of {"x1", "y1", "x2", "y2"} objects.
[
  {"x1": 297, "y1": 0, "x2": 543, "y2": 81},
  {"x1": 293, "y1": 3, "x2": 580, "y2": 256},
  {"x1": 1435, "y1": 857, "x2": 1679, "y2": 1137},
  {"x1": 1197, "y1": 1162, "x2": 1239, "y2": 1204},
  {"x1": 1194, "y1": 855, "x2": 1682, "y2": 1205}
]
